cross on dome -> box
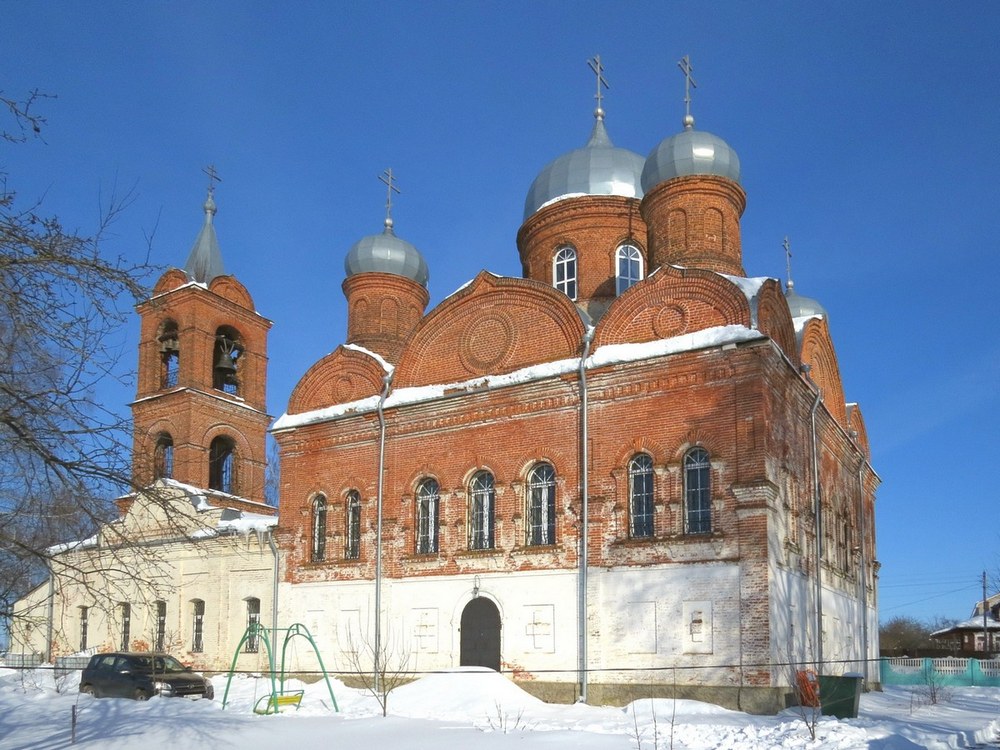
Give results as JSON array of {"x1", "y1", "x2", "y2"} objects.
[
  {"x1": 587, "y1": 55, "x2": 609, "y2": 119},
  {"x1": 379, "y1": 168, "x2": 400, "y2": 231},
  {"x1": 677, "y1": 54, "x2": 697, "y2": 129}
]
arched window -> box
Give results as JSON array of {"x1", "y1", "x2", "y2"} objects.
[
  {"x1": 616, "y1": 243, "x2": 643, "y2": 295},
  {"x1": 153, "y1": 433, "x2": 174, "y2": 480},
  {"x1": 213, "y1": 326, "x2": 242, "y2": 395},
  {"x1": 345, "y1": 490, "x2": 361, "y2": 560},
  {"x1": 119, "y1": 602, "x2": 131, "y2": 650},
  {"x1": 684, "y1": 447, "x2": 712, "y2": 534},
  {"x1": 191, "y1": 599, "x2": 205, "y2": 652},
  {"x1": 416, "y1": 479, "x2": 440, "y2": 554},
  {"x1": 311, "y1": 495, "x2": 327, "y2": 562},
  {"x1": 208, "y1": 436, "x2": 236, "y2": 494},
  {"x1": 628, "y1": 453, "x2": 654, "y2": 538},
  {"x1": 469, "y1": 471, "x2": 495, "y2": 550},
  {"x1": 158, "y1": 320, "x2": 179, "y2": 389},
  {"x1": 553, "y1": 246, "x2": 577, "y2": 300},
  {"x1": 245, "y1": 598, "x2": 261, "y2": 653},
  {"x1": 79, "y1": 606, "x2": 89, "y2": 652},
  {"x1": 154, "y1": 601, "x2": 166, "y2": 651},
  {"x1": 527, "y1": 463, "x2": 556, "y2": 545}
]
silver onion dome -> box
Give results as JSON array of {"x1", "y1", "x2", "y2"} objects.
[
  {"x1": 523, "y1": 111, "x2": 645, "y2": 221},
  {"x1": 641, "y1": 116, "x2": 741, "y2": 192},
  {"x1": 785, "y1": 280, "x2": 828, "y2": 320},
  {"x1": 344, "y1": 218, "x2": 429, "y2": 287}
]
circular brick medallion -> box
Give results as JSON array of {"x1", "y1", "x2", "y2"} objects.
[
  {"x1": 460, "y1": 313, "x2": 515, "y2": 373},
  {"x1": 653, "y1": 303, "x2": 688, "y2": 338}
]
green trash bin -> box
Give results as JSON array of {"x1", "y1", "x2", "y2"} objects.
[{"x1": 818, "y1": 673, "x2": 863, "y2": 719}]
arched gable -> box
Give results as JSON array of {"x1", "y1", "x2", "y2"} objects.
[
  {"x1": 799, "y1": 318, "x2": 847, "y2": 426},
  {"x1": 152, "y1": 268, "x2": 189, "y2": 295},
  {"x1": 594, "y1": 265, "x2": 751, "y2": 347},
  {"x1": 846, "y1": 403, "x2": 871, "y2": 461},
  {"x1": 754, "y1": 279, "x2": 799, "y2": 366},
  {"x1": 288, "y1": 345, "x2": 386, "y2": 414},
  {"x1": 208, "y1": 275, "x2": 255, "y2": 309},
  {"x1": 394, "y1": 272, "x2": 586, "y2": 388}
]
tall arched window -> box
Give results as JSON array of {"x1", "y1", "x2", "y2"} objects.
[
  {"x1": 208, "y1": 436, "x2": 236, "y2": 493},
  {"x1": 345, "y1": 490, "x2": 361, "y2": 560},
  {"x1": 213, "y1": 326, "x2": 242, "y2": 395},
  {"x1": 416, "y1": 478, "x2": 440, "y2": 554},
  {"x1": 553, "y1": 246, "x2": 577, "y2": 300},
  {"x1": 79, "y1": 606, "x2": 89, "y2": 652},
  {"x1": 119, "y1": 602, "x2": 131, "y2": 650},
  {"x1": 311, "y1": 495, "x2": 327, "y2": 562},
  {"x1": 245, "y1": 597, "x2": 261, "y2": 653},
  {"x1": 191, "y1": 599, "x2": 205, "y2": 652},
  {"x1": 154, "y1": 600, "x2": 166, "y2": 651},
  {"x1": 684, "y1": 447, "x2": 712, "y2": 534},
  {"x1": 153, "y1": 433, "x2": 174, "y2": 480},
  {"x1": 158, "y1": 320, "x2": 179, "y2": 389},
  {"x1": 616, "y1": 243, "x2": 643, "y2": 295},
  {"x1": 628, "y1": 453, "x2": 654, "y2": 538},
  {"x1": 469, "y1": 471, "x2": 495, "y2": 550},
  {"x1": 527, "y1": 463, "x2": 556, "y2": 545}
]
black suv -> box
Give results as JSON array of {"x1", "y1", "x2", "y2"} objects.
[{"x1": 79, "y1": 652, "x2": 214, "y2": 700}]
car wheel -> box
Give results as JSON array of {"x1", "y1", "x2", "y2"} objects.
[
  {"x1": 80, "y1": 685, "x2": 95, "y2": 697},
  {"x1": 133, "y1": 689, "x2": 150, "y2": 701}
]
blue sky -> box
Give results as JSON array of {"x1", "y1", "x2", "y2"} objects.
[{"x1": 4, "y1": 1, "x2": 998, "y2": 626}]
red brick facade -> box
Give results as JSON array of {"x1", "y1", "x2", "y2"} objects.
[
  {"x1": 270, "y1": 157, "x2": 879, "y2": 707},
  {"x1": 132, "y1": 270, "x2": 272, "y2": 505}
]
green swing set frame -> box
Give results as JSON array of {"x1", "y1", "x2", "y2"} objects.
[{"x1": 221, "y1": 622, "x2": 339, "y2": 715}]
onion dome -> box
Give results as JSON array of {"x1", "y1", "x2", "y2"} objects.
[
  {"x1": 344, "y1": 217, "x2": 429, "y2": 287},
  {"x1": 641, "y1": 114, "x2": 741, "y2": 193},
  {"x1": 183, "y1": 190, "x2": 225, "y2": 284},
  {"x1": 785, "y1": 280, "x2": 828, "y2": 320},
  {"x1": 523, "y1": 109, "x2": 645, "y2": 221}
]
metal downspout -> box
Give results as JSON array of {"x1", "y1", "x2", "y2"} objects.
[
  {"x1": 578, "y1": 327, "x2": 594, "y2": 703},
  {"x1": 45, "y1": 564, "x2": 54, "y2": 663},
  {"x1": 375, "y1": 372, "x2": 392, "y2": 693},
  {"x1": 267, "y1": 530, "x2": 279, "y2": 636},
  {"x1": 856, "y1": 456, "x2": 868, "y2": 684},
  {"x1": 804, "y1": 368, "x2": 824, "y2": 670}
]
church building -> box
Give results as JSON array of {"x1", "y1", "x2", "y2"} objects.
[{"x1": 13, "y1": 60, "x2": 879, "y2": 714}]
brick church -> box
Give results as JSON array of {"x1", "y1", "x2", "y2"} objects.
[{"x1": 15, "y1": 63, "x2": 879, "y2": 713}]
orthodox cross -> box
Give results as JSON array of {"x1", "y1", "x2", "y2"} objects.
[
  {"x1": 202, "y1": 164, "x2": 222, "y2": 196},
  {"x1": 379, "y1": 168, "x2": 400, "y2": 225},
  {"x1": 783, "y1": 236, "x2": 794, "y2": 288},
  {"x1": 677, "y1": 55, "x2": 697, "y2": 119},
  {"x1": 587, "y1": 55, "x2": 609, "y2": 113}
]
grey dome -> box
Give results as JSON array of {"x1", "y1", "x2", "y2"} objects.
[
  {"x1": 344, "y1": 220, "x2": 429, "y2": 286},
  {"x1": 785, "y1": 281, "x2": 828, "y2": 320},
  {"x1": 641, "y1": 124, "x2": 741, "y2": 192},
  {"x1": 184, "y1": 191, "x2": 225, "y2": 284},
  {"x1": 523, "y1": 115, "x2": 645, "y2": 221}
]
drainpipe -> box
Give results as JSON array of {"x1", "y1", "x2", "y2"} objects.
[
  {"x1": 267, "y1": 530, "x2": 279, "y2": 636},
  {"x1": 577, "y1": 326, "x2": 594, "y2": 703},
  {"x1": 802, "y1": 365, "x2": 824, "y2": 671},
  {"x1": 855, "y1": 452, "x2": 868, "y2": 685},
  {"x1": 374, "y1": 372, "x2": 392, "y2": 693},
  {"x1": 45, "y1": 563, "x2": 54, "y2": 663}
]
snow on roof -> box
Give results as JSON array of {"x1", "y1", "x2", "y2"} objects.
[
  {"x1": 343, "y1": 343, "x2": 394, "y2": 374},
  {"x1": 719, "y1": 272, "x2": 770, "y2": 301},
  {"x1": 273, "y1": 324, "x2": 764, "y2": 431},
  {"x1": 46, "y1": 534, "x2": 99, "y2": 555},
  {"x1": 931, "y1": 616, "x2": 1000, "y2": 636}
]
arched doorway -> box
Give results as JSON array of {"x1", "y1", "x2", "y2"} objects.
[{"x1": 460, "y1": 597, "x2": 501, "y2": 671}]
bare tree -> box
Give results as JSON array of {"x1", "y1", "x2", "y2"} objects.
[
  {"x1": 342, "y1": 626, "x2": 413, "y2": 717},
  {"x1": 0, "y1": 89, "x2": 152, "y2": 641}
]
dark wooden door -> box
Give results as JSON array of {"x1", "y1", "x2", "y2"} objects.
[{"x1": 460, "y1": 597, "x2": 501, "y2": 671}]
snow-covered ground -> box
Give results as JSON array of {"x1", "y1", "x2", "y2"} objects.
[{"x1": 1, "y1": 666, "x2": 998, "y2": 749}]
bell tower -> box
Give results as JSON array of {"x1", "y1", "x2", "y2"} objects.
[{"x1": 132, "y1": 181, "x2": 272, "y2": 504}]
